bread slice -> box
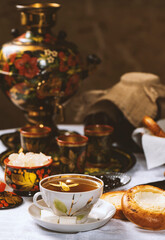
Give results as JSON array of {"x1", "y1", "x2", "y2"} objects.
[
  {"x1": 101, "y1": 190, "x2": 127, "y2": 220},
  {"x1": 122, "y1": 185, "x2": 165, "y2": 230}
]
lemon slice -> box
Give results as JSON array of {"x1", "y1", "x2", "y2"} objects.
[{"x1": 49, "y1": 182, "x2": 79, "y2": 191}]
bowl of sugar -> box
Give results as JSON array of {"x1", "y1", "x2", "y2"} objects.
[{"x1": 4, "y1": 152, "x2": 53, "y2": 196}]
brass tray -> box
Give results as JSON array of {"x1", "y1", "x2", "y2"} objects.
[{"x1": 0, "y1": 131, "x2": 136, "y2": 174}]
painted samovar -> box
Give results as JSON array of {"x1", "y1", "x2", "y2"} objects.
[{"x1": 0, "y1": 3, "x2": 100, "y2": 132}]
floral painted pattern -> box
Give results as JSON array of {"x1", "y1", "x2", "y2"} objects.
[
  {"x1": 53, "y1": 194, "x2": 94, "y2": 221},
  {"x1": 5, "y1": 166, "x2": 51, "y2": 193},
  {"x1": 14, "y1": 53, "x2": 39, "y2": 78},
  {"x1": 17, "y1": 32, "x2": 57, "y2": 44},
  {"x1": 65, "y1": 74, "x2": 80, "y2": 96},
  {"x1": 85, "y1": 135, "x2": 112, "y2": 166},
  {"x1": 0, "y1": 191, "x2": 23, "y2": 209},
  {"x1": 2, "y1": 45, "x2": 82, "y2": 101},
  {"x1": 0, "y1": 30, "x2": 86, "y2": 124},
  {"x1": 59, "y1": 147, "x2": 86, "y2": 174}
]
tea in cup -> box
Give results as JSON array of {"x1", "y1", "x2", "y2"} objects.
[{"x1": 33, "y1": 173, "x2": 103, "y2": 223}]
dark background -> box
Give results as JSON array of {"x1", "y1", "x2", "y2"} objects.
[{"x1": 1, "y1": 0, "x2": 165, "y2": 129}]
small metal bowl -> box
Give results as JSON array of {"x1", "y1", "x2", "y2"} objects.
[{"x1": 90, "y1": 172, "x2": 131, "y2": 192}]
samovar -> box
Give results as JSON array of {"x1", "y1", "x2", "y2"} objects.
[{"x1": 0, "y1": 3, "x2": 100, "y2": 133}]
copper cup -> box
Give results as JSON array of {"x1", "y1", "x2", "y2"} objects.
[
  {"x1": 20, "y1": 125, "x2": 51, "y2": 153},
  {"x1": 84, "y1": 124, "x2": 114, "y2": 167},
  {"x1": 56, "y1": 134, "x2": 88, "y2": 173}
]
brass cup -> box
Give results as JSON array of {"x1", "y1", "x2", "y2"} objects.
[
  {"x1": 84, "y1": 124, "x2": 114, "y2": 167},
  {"x1": 56, "y1": 134, "x2": 88, "y2": 174},
  {"x1": 20, "y1": 125, "x2": 51, "y2": 153}
]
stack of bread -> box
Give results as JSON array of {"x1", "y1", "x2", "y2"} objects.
[
  {"x1": 101, "y1": 185, "x2": 165, "y2": 230},
  {"x1": 101, "y1": 116, "x2": 165, "y2": 230}
]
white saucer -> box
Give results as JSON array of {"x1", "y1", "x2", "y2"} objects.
[{"x1": 28, "y1": 199, "x2": 116, "y2": 233}]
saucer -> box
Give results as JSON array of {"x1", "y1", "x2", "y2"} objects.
[{"x1": 28, "y1": 199, "x2": 116, "y2": 233}]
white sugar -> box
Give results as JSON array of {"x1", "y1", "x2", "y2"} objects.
[
  {"x1": 59, "y1": 216, "x2": 77, "y2": 224},
  {"x1": 41, "y1": 210, "x2": 59, "y2": 223},
  {"x1": 8, "y1": 152, "x2": 51, "y2": 167}
]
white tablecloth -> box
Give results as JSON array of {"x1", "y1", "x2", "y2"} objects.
[{"x1": 0, "y1": 125, "x2": 165, "y2": 240}]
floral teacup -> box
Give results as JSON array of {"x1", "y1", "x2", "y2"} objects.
[{"x1": 33, "y1": 173, "x2": 103, "y2": 223}]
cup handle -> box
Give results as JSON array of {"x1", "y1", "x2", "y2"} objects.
[{"x1": 33, "y1": 192, "x2": 51, "y2": 211}]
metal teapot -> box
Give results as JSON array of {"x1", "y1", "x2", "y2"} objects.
[{"x1": 0, "y1": 3, "x2": 100, "y2": 131}]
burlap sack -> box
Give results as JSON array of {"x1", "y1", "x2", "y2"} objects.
[{"x1": 72, "y1": 72, "x2": 165, "y2": 127}]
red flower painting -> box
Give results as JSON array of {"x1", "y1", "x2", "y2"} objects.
[
  {"x1": 65, "y1": 74, "x2": 80, "y2": 96},
  {"x1": 9, "y1": 53, "x2": 17, "y2": 63},
  {"x1": 44, "y1": 33, "x2": 56, "y2": 43},
  {"x1": 68, "y1": 55, "x2": 76, "y2": 67},
  {"x1": 2, "y1": 47, "x2": 83, "y2": 100},
  {"x1": 2, "y1": 62, "x2": 15, "y2": 86},
  {"x1": 14, "y1": 54, "x2": 39, "y2": 78},
  {"x1": 3, "y1": 62, "x2": 9, "y2": 72}
]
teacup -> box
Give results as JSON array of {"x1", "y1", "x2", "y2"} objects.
[{"x1": 33, "y1": 173, "x2": 103, "y2": 223}]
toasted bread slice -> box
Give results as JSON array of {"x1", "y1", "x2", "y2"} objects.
[
  {"x1": 122, "y1": 185, "x2": 165, "y2": 230},
  {"x1": 101, "y1": 190, "x2": 127, "y2": 220}
]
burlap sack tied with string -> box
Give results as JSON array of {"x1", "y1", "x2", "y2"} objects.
[{"x1": 72, "y1": 72, "x2": 165, "y2": 127}]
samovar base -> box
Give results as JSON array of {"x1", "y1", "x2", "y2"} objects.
[{"x1": 24, "y1": 109, "x2": 59, "y2": 136}]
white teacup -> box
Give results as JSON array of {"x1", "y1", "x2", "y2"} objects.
[{"x1": 33, "y1": 173, "x2": 103, "y2": 223}]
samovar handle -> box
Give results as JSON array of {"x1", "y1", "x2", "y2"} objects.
[
  {"x1": 86, "y1": 54, "x2": 101, "y2": 75},
  {"x1": 87, "y1": 54, "x2": 101, "y2": 65}
]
